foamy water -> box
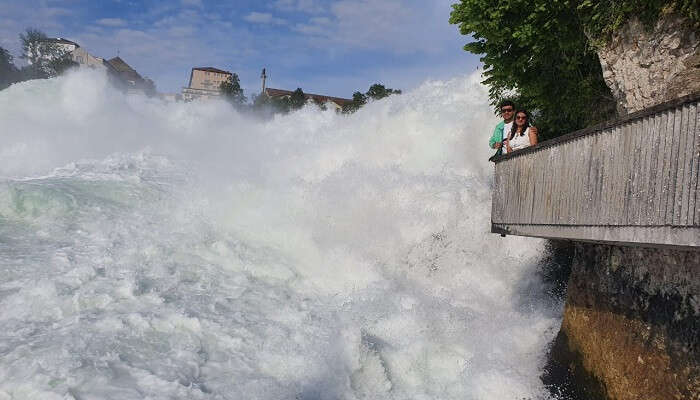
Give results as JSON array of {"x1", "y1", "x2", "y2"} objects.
[{"x1": 0, "y1": 70, "x2": 561, "y2": 399}]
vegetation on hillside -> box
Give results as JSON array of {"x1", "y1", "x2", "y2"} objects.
[
  {"x1": 250, "y1": 87, "x2": 307, "y2": 115},
  {"x1": 342, "y1": 83, "x2": 402, "y2": 114},
  {"x1": 19, "y1": 28, "x2": 78, "y2": 79},
  {"x1": 449, "y1": 0, "x2": 616, "y2": 140},
  {"x1": 1, "y1": 28, "x2": 161, "y2": 95},
  {"x1": 577, "y1": 0, "x2": 698, "y2": 45},
  {"x1": 449, "y1": 0, "x2": 697, "y2": 140},
  {"x1": 0, "y1": 47, "x2": 19, "y2": 90},
  {"x1": 219, "y1": 73, "x2": 247, "y2": 106},
  {"x1": 1, "y1": 28, "x2": 79, "y2": 89},
  {"x1": 246, "y1": 83, "x2": 401, "y2": 117}
]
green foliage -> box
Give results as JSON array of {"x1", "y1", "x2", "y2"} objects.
[
  {"x1": 342, "y1": 91, "x2": 368, "y2": 113},
  {"x1": 251, "y1": 87, "x2": 307, "y2": 115},
  {"x1": 143, "y1": 78, "x2": 157, "y2": 97},
  {"x1": 270, "y1": 96, "x2": 291, "y2": 113},
  {"x1": 252, "y1": 92, "x2": 291, "y2": 115},
  {"x1": 577, "y1": 0, "x2": 699, "y2": 45},
  {"x1": 342, "y1": 83, "x2": 401, "y2": 114},
  {"x1": 0, "y1": 46, "x2": 19, "y2": 90},
  {"x1": 252, "y1": 82, "x2": 402, "y2": 117},
  {"x1": 450, "y1": 0, "x2": 617, "y2": 140},
  {"x1": 0, "y1": 46, "x2": 14, "y2": 68},
  {"x1": 219, "y1": 73, "x2": 246, "y2": 105},
  {"x1": 18, "y1": 28, "x2": 77, "y2": 79},
  {"x1": 289, "y1": 88, "x2": 306, "y2": 110},
  {"x1": 366, "y1": 83, "x2": 402, "y2": 100},
  {"x1": 352, "y1": 91, "x2": 367, "y2": 104},
  {"x1": 47, "y1": 56, "x2": 78, "y2": 77},
  {"x1": 312, "y1": 98, "x2": 328, "y2": 111},
  {"x1": 19, "y1": 28, "x2": 48, "y2": 65}
]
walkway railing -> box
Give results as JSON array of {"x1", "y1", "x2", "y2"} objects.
[{"x1": 491, "y1": 93, "x2": 699, "y2": 248}]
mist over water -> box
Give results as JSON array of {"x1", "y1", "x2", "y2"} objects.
[{"x1": 0, "y1": 70, "x2": 561, "y2": 399}]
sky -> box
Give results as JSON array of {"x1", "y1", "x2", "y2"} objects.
[{"x1": 0, "y1": 0, "x2": 481, "y2": 98}]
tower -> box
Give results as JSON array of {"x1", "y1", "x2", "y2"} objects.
[{"x1": 261, "y1": 68, "x2": 267, "y2": 95}]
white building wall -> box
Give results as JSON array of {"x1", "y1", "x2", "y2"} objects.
[{"x1": 71, "y1": 47, "x2": 105, "y2": 69}]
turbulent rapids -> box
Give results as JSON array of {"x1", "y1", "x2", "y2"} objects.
[{"x1": 0, "y1": 70, "x2": 562, "y2": 399}]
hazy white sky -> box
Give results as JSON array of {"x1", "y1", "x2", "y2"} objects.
[{"x1": 0, "y1": 0, "x2": 481, "y2": 98}]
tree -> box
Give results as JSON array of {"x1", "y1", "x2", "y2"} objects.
[
  {"x1": 143, "y1": 78, "x2": 157, "y2": 97},
  {"x1": 289, "y1": 88, "x2": 306, "y2": 110},
  {"x1": 252, "y1": 92, "x2": 291, "y2": 115},
  {"x1": 342, "y1": 83, "x2": 401, "y2": 114},
  {"x1": 18, "y1": 28, "x2": 76, "y2": 78},
  {"x1": 312, "y1": 98, "x2": 328, "y2": 111},
  {"x1": 220, "y1": 73, "x2": 246, "y2": 105},
  {"x1": 0, "y1": 46, "x2": 19, "y2": 90},
  {"x1": 366, "y1": 83, "x2": 402, "y2": 100},
  {"x1": 342, "y1": 91, "x2": 367, "y2": 113},
  {"x1": 47, "y1": 56, "x2": 78, "y2": 76},
  {"x1": 576, "y1": 0, "x2": 698, "y2": 46},
  {"x1": 449, "y1": 0, "x2": 617, "y2": 140},
  {"x1": 19, "y1": 28, "x2": 48, "y2": 66}
]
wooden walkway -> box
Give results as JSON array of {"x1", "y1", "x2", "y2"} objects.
[{"x1": 491, "y1": 93, "x2": 699, "y2": 249}]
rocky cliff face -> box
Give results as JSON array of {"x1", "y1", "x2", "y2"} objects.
[
  {"x1": 555, "y1": 243, "x2": 699, "y2": 399},
  {"x1": 596, "y1": 13, "x2": 699, "y2": 114}
]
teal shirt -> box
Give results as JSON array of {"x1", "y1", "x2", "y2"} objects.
[{"x1": 489, "y1": 120, "x2": 505, "y2": 149}]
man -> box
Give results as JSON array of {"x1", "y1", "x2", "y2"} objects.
[{"x1": 489, "y1": 101, "x2": 515, "y2": 155}]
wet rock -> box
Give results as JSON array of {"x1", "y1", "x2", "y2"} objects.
[{"x1": 558, "y1": 243, "x2": 699, "y2": 399}]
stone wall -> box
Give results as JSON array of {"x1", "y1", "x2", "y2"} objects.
[
  {"x1": 596, "y1": 13, "x2": 699, "y2": 114},
  {"x1": 556, "y1": 243, "x2": 699, "y2": 399}
]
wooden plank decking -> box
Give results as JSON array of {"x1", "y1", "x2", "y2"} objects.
[{"x1": 491, "y1": 93, "x2": 700, "y2": 249}]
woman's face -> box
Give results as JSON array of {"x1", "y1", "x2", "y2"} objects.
[{"x1": 515, "y1": 112, "x2": 527, "y2": 127}]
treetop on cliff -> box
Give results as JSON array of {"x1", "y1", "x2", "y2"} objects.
[
  {"x1": 450, "y1": 0, "x2": 697, "y2": 140},
  {"x1": 450, "y1": 0, "x2": 617, "y2": 140},
  {"x1": 450, "y1": 0, "x2": 700, "y2": 139},
  {"x1": 577, "y1": 0, "x2": 699, "y2": 45}
]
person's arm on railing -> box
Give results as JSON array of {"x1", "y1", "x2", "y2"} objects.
[
  {"x1": 529, "y1": 126, "x2": 538, "y2": 146},
  {"x1": 505, "y1": 139, "x2": 513, "y2": 154}
]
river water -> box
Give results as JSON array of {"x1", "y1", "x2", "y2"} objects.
[{"x1": 0, "y1": 70, "x2": 562, "y2": 399}]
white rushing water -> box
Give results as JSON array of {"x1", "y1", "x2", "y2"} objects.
[{"x1": 0, "y1": 69, "x2": 561, "y2": 399}]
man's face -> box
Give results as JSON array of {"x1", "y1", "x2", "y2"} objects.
[{"x1": 501, "y1": 106, "x2": 514, "y2": 122}]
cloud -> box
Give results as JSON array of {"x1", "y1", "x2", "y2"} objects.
[
  {"x1": 243, "y1": 12, "x2": 286, "y2": 25},
  {"x1": 271, "y1": 0, "x2": 325, "y2": 13},
  {"x1": 181, "y1": 0, "x2": 203, "y2": 7},
  {"x1": 96, "y1": 18, "x2": 127, "y2": 27},
  {"x1": 291, "y1": 0, "x2": 461, "y2": 55},
  {"x1": 0, "y1": 1, "x2": 74, "y2": 59},
  {"x1": 70, "y1": 7, "x2": 261, "y2": 92},
  {"x1": 40, "y1": 7, "x2": 72, "y2": 18},
  {"x1": 309, "y1": 17, "x2": 331, "y2": 25}
]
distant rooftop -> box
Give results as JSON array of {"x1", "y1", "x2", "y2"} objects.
[
  {"x1": 192, "y1": 67, "x2": 232, "y2": 75},
  {"x1": 39, "y1": 37, "x2": 80, "y2": 47},
  {"x1": 106, "y1": 56, "x2": 144, "y2": 82},
  {"x1": 107, "y1": 57, "x2": 136, "y2": 73}
]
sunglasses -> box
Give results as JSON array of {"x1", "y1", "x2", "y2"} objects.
[{"x1": 501, "y1": 108, "x2": 514, "y2": 113}]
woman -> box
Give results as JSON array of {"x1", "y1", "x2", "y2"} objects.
[{"x1": 505, "y1": 110, "x2": 538, "y2": 153}]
